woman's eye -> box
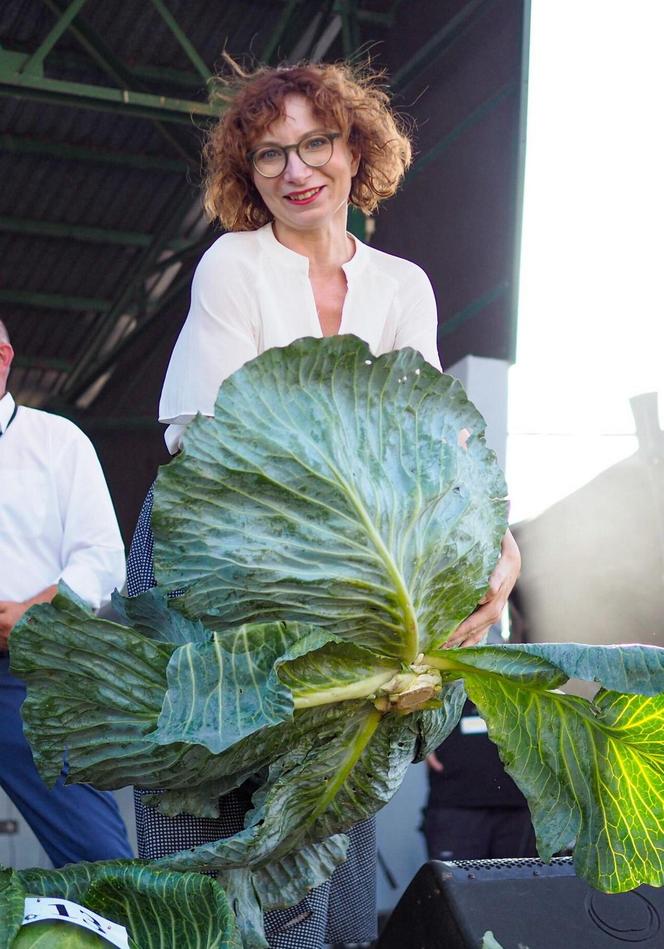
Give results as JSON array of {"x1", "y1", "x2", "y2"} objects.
[
  {"x1": 257, "y1": 148, "x2": 281, "y2": 162},
  {"x1": 303, "y1": 137, "x2": 328, "y2": 151}
]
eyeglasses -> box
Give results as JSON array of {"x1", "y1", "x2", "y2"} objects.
[{"x1": 248, "y1": 131, "x2": 341, "y2": 178}]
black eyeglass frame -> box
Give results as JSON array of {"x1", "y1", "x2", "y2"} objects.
[{"x1": 247, "y1": 131, "x2": 341, "y2": 178}]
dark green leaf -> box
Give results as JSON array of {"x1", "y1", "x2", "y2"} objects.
[
  {"x1": 153, "y1": 336, "x2": 508, "y2": 662},
  {"x1": 111, "y1": 589, "x2": 210, "y2": 645},
  {"x1": 216, "y1": 837, "x2": 348, "y2": 949},
  {"x1": 14, "y1": 862, "x2": 239, "y2": 949},
  {"x1": 154, "y1": 624, "x2": 334, "y2": 754},
  {"x1": 0, "y1": 867, "x2": 27, "y2": 947},
  {"x1": 9, "y1": 590, "x2": 174, "y2": 786}
]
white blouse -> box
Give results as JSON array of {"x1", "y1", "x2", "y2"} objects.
[{"x1": 159, "y1": 222, "x2": 442, "y2": 453}]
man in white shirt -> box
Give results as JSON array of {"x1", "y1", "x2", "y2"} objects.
[{"x1": 0, "y1": 319, "x2": 132, "y2": 866}]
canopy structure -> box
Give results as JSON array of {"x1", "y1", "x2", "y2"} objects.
[{"x1": 1, "y1": 0, "x2": 529, "y2": 538}]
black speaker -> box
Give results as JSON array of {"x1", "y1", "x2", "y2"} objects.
[{"x1": 376, "y1": 857, "x2": 663, "y2": 948}]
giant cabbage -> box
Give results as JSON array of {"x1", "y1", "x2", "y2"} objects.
[{"x1": 10, "y1": 336, "x2": 664, "y2": 948}]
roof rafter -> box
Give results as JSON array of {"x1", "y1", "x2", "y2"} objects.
[
  {"x1": 1, "y1": 133, "x2": 187, "y2": 172},
  {"x1": 0, "y1": 215, "x2": 197, "y2": 248},
  {"x1": 0, "y1": 50, "x2": 218, "y2": 122},
  {"x1": 0, "y1": 289, "x2": 111, "y2": 311}
]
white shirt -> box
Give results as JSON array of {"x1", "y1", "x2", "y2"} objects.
[
  {"x1": 0, "y1": 393, "x2": 126, "y2": 607},
  {"x1": 160, "y1": 222, "x2": 442, "y2": 453}
]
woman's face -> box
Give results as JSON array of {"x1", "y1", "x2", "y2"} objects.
[{"x1": 249, "y1": 94, "x2": 359, "y2": 233}]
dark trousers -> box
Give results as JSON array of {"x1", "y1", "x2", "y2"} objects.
[
  {"x1": 423, "y1": 805, "x2": 537, "y2": 861},
  {"x1": 0, "y1": 656, "x2": 132, "y2": 867}
]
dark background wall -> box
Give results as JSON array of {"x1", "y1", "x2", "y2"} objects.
[{"x1": 1, "y1": 0, "x2": 528, "y2": 546}]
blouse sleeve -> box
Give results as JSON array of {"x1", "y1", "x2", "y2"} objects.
[
  {"x1": 393, "y1": 264, "x2": 443, "y2": 371},
  {"x1": 159, "y1": 241, "x2": 260, "y2": 451}
]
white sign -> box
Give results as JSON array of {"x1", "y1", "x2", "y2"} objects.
[
  {"x1": 22, "y1": 897, "x2": 130, "y2": 948},
  {"x1": 460, "y1": 714, "x2": 488, "y2": 735}
]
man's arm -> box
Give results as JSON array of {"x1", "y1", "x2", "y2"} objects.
[
  {"x1": 0, "y1": 584, "x2": 57, "y2": 648},
  {"x1": 55, "y1": 425, "x2": 126, "y2": 609}
]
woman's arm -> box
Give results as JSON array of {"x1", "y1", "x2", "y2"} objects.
[
  {"x1": 395, "y1": 264, "x2": 521, "y2": 647},
  {"x1": 159, "y1": 240, "x2": 260, "y2": 450},
  {"x1": 393, "y1": 265, "x2": 442, "y2": 371},
  {"x1": 444, "y1": 529, "x2": 521, "y2": 647}
]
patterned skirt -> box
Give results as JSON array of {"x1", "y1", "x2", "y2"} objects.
[{"x1": 127, "y1": 487, "x2": 377, "y2": 948}]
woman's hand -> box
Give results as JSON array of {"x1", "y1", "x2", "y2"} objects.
[{"x1": 444, "y1": 529, "x2": 521, "y2": 649}]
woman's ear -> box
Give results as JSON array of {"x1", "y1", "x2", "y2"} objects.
[{"x1": 350, "y1": 151, "x2": 361, "y2": 177}]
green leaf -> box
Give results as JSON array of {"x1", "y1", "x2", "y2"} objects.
[
  {"x1": 13, "y1": 862, "x2": 239, "y2": 949},
  {"x1": 410, "y1": 679, "x2": 467, "y2": 761},
  {"x1": 153, "y1": 336, "x2": 508, "y2": 662},
  {"x1": 215, "y1": 837, "x2": 349, "y2": 949},
  {"x1": 0, "y1": 867, "x2": 27, "y2": 948},
  {"x1": 9, "y1": 590, "x2": 175, "y2": 786},
  {"x1": 152, "y1": 704, "x2": 427, "y2": 873},
  {"x1": 426, "y1": 643, "x2": 664, "y2": 892},
  {"x1": 154, "y1": 623, "x2": 335, "y2": 754},
  {"x1": 111, "y1": 589, "x2": 210, "y2": 645},
  {"x1": 86, "y1": 867, "x2": 237, "y2": 949},
  {"x1": 476, "y1": 641, "x2": 664, "y2": 696},
  {"x1": 11, "y1": 590, "x2": 366, "y2": 819},
  {"x1": 277, "y1": 640, "x2": 400, "y2": 709}
]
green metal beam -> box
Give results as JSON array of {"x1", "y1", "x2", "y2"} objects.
[
  {"x1": 0, "y1": 55, "x2": 219, "y2": 122},
  {"x1": 130, "y1": 62, "x2": 205, "y2": 89},
  {"x1": 355, "y1": 7, "x2": 393, "y2": 26},
  {"x1": 336, "y1": 1, "x2": 360, "y2": 59},
  {"x1": 0, "y1": 289, "x2": 111, "y2": 311},
  {"x1": 408, "y1": 80, "x2": 517, "y2": 178},
  {"x1": 262, "y1": 0, "x2": 301, "y2": 63},
  {"x1": 0, "y1": 215, "x2": 201, "y2": 250},
  {"x1": 38, "y1": 0, "x2": 208, "y2": 166},
  {"x1": 0, "y1": 215, "x2": 152, "y2": 247},
  {"x1": 40, "y1": 0, "x2": 141, "y2": 87},
  {"x1": 149, "y1": 0, "x2": 212, "y2": 82},
  {"x1": 36, "y1": 44, "x2": 206, "y2": 89},
  {"x1": 13, "y1": 355, "x2": 73, "y2": 372},
  {"x1": 275, "y1": 0, "x2": 393, "y2": 26},
  {"x1": 438, "y1": 281, "x2": 510, "y2": 338},
  {"x1": 20, "y1": 0, "x2": 89, "y2": 76},
  {"x1": 391, "y1": 0, "x2": 496, "y2": 92},
  {"x1": 1, "y1": 133, "x2": 187, "y2": 173}
]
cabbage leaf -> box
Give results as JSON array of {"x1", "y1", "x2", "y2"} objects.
[{"x1": 10, "y1": 336, "x2": 664, "y2": 948}]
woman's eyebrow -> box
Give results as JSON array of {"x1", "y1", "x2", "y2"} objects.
[{"x1": 253, "y1": 127, "x2": 330, "y2": 146}]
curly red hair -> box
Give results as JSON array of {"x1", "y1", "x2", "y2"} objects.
[{"x1": 202, "y1": 57, "x2": 412, "y2": 231}]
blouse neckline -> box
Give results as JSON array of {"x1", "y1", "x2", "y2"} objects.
[{"x1": 256, "y1": 221, "x2": 368, "y2": 279}]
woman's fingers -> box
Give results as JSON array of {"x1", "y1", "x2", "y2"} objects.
[
  {"x1": 444, "y1": 529, "x2": 521, "y2": 649},
  {"x1": 444, "y1": 598, "x2": 504, "y2": 648}
]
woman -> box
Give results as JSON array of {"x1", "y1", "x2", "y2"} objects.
[{"x1": 128, "y1": 58, "x2": 520, "y2": 948}]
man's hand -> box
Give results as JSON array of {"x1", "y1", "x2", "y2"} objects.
[
  {"x1": 0, "y1": 585, "x2": 58, "y2": 649},
  {"x1": 444, "y1": 529, "x2": 521, "y2": 649},
  {"x1": 426, "y1": 751, "x2": 444, "y2": 773},
  {"x1": 0, "y1": 601, "x2": 28, "y2": 648}
]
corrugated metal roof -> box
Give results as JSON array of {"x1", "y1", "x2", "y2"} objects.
[{"x1": 2, "y1": 0, "x2": 395, "y2": 410}]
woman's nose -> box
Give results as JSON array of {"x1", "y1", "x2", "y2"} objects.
[{"x1": 283, "y1": 150, "x2": 311, "y2": 183}]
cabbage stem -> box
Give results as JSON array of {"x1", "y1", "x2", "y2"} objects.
[
  {"x1": 292, "y1": 669, "x2": 399, "y2": 709},
  {"x1": 422, "y1": 653, "x2": 465, "y2": 671}
]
